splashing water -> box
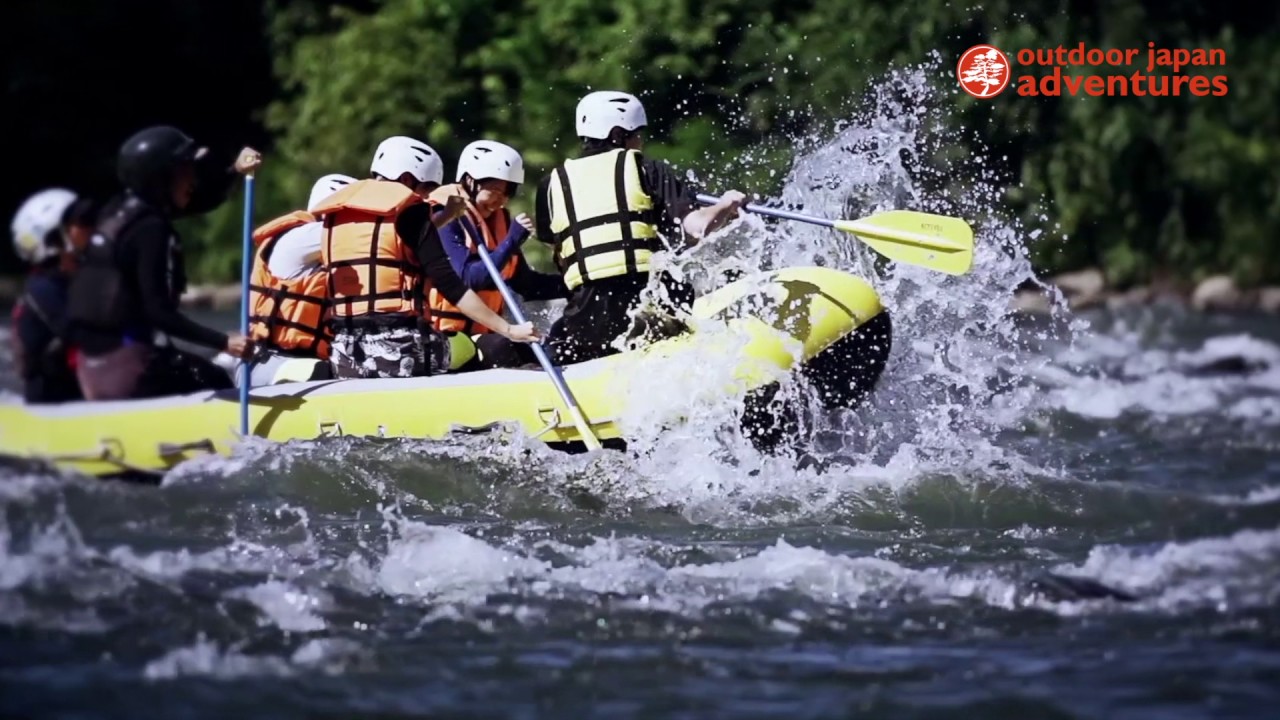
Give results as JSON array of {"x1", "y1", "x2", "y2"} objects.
[{"x1": 541, "y1": 60, "x2": 1086, "y2": 520}]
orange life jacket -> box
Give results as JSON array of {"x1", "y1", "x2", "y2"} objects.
[
  {"x1": 426, "y1": 186, "x2": 518, "y2": 334},
  {"x1": 313, "y1": 179, "x2": 425, "y2": 326},
  {"x1": 247, "y1": 210, "x2": 332, "y2": 360}
]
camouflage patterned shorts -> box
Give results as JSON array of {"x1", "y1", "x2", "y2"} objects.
[{"x1": 330, "y1": 327, "x2": 451, "y2": 380}]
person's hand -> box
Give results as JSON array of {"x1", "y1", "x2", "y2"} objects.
[
  {"x1": 234, "y1": 147, "x2": 263, "y2": 176},
  {"x1": 432, "y1": 191, "x2": 468, "y2": 227},
  {"x1": 514, "y1": 212, "x2": 535, "y2": 233},
  {"x1": 443, "y1": 193, "x2": 467, "y2": 221},
  {"x1": 502, "y1": 321, "x2": 541, "y2": 344},
  {"x1": 716, "y1": 190, "x2": 747, "y2": 217},
  {"x1": 225, "y1": 333, "x2": 256, "y2": 360},
  {"x1": 512, "y1": 212, "x2": 535, "y2": 244}
]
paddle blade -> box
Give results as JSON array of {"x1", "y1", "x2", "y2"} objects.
[{"x1": 834, "y1": 210, "x2": 975, "y2": 275}]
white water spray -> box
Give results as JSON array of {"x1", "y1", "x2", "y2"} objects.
[{"x1": 520, "y1": 57, "x2": 1083, "y2": 519}]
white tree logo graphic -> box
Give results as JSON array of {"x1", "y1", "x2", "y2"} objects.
[{"x1": 958, "y1": 45, "x2": 1010, "y2": 98}]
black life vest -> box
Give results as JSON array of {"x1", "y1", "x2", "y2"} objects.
[{"x1": 67, "y1": 194, "x2": 185, "y2": 341}]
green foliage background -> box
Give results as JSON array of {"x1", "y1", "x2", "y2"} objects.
[{"x1": 180, "y1": 0, "x2": 1278, "y2": 289}]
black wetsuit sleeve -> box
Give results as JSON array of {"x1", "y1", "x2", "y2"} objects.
[
  {"x1": 130, "y1": 218, "x2": 229, "y2": 349},
  {"x1": 534, "y1": 174, "x2": 555, "y2": 245},
  {"x1": 639, "y1": 157, "x2": 700, "y2": 240},
  {"x1": 507, "y1": 255, "x2": 571, "y2": 301},
  {"x1": 396, "y1": 204, "x2": 470, "y2": 306},
  {"x1": 184, "y1": 150, "x2": 241, "y2": 216}
]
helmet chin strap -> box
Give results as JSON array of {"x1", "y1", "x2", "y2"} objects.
[{"x1": 461, "y1": 175, "x2": 481, "y2": 203}]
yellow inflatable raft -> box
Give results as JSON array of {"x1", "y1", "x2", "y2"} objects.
[{"x1": 0, "y1": 266, "x2": 891, "y2": 478}]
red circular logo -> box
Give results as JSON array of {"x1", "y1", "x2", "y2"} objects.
[{"x1": 957, "y1": 44, "x2": 1011, "y2": 99}]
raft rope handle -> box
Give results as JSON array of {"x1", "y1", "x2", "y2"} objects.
[
  {"x1": 36, "y1": 441, "x2": 164, "y2": 477},
  {"x1": 157, "y1": 439, "x2": 218, "y2": 457},
  {"x1": 530, "y1": 408, "x2": 615, "y2": 439},
  {"x1": 531, "y1": 409, "x2": 561, "y2": 439}
]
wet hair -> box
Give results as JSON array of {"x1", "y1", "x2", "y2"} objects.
[
  {"x1": 582, "y1": 127, "x2": 640, "y2": 154},
  {"x1": 462, "y1": 174, "x2": 517, "y2": 199}
]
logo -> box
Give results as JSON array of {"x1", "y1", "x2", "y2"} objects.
[{"x1": 957, "y1": 44, "x2": 1011, "y2": 98}]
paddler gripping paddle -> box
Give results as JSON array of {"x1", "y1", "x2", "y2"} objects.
[
  {"x1": 695, "y1": 194, "x2": 975, "y2": 275},
  {"x1": 472, "y1": 237, "x2": 604, "y2": 452}
]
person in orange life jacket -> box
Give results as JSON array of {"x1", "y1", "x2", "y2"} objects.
[
  {"x1": 534, "y1": 91, "x2": 746, "y2": 366},
  {"x1": 316, "y1": 135, "x2": 539, "y2": 380},
  {"x1": 66, "y1": 125, "x2": 262, "y2": 400},
  {"x1": 8, "y1": 188, "x2": 96, "y2": 403},
  {"x1": 427, "y1": 140, "x2": 570, "y2": 371},
  {"x1": 230, "y1": 173, "x2": 358, "y2": 389}
]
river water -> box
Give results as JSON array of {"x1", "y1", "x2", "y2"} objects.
[{"x1": 3, "y1": 70, "x2": 1279, "y2": 718}]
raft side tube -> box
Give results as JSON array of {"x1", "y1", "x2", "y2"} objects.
[{"x1": 0, "y1": 266, "x2": 890, "y2": 476}]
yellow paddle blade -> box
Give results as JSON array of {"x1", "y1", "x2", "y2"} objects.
[{"x1": 834, "y1": 211, "x2": 975, "y2": 275}]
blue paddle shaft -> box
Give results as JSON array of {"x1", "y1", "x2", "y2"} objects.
[
  {"x1": 471, "y1": 236, "x2": 586, "y2": 415},
  {"x1": 238, "y1": 175, "x2": 255, "y2": 436},
  {"x1": 695, "y1": 192, "x2": 836, "y2": 229}
]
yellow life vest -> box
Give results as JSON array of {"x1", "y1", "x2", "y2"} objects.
[{"x1": 547, "y1": 148, "x2": 661, "y2": 291}]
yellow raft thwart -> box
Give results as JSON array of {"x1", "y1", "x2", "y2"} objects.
[{"x1": 0, "y1": 267, "x2": 892, "y2": 478}]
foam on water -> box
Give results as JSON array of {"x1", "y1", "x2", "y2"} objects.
[
  {"x1": 142, "y1": 635, "x2": 364, "y2": 681},
  {"x1": 1, "y1": 452, "x2": 1275, "y2": 686},
  {"x1": 1061, "y1": 526, "x2": 1280, "y2": 612},
  {"x1": 6, "y1": 462, "x2": 1271, "y2": 645},
  {"x1": 1039, "y1": 327, "x2": 1280, "y2": 422}
]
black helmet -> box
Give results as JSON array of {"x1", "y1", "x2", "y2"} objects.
[{"x1": 117, "y1": 125, "x2": 201, "y2": 207}]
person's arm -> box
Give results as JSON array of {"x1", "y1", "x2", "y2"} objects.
[
  {"x1": 436, "y1": 218, "x2": 489, "y2": 290},
  {"x1": 184, "y1": 146, "x2": 262, "y2": 215},
  {"x1": 680, "y1": 190, "x2": 745, "y2": 241},
  {"x1": 131, "y1": 218, "x2": 230, "y2": 349},
  {"x1": 184, "y1": 150, "x2": 238, "y2": 215},
  {"x1": 534, "y1": 175, "x2": 555, "y2": 245},
  {"x1": 401, "y1": 208, "x2": 538, "y2": 342},
  {"x1": 265, "y1": 223, "x2": 324, "y2": 280},
  {"x1": 448, "y1": 218, "x2": 531, "y2": 290},
  {"x1": 639, "y1": 157, "x2": 744, "y2": 247},
  {"x1": 507, "y1": 255, "x2": 571, "y2": 301}
]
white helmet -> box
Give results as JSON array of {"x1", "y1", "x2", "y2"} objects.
[
  {"x1": 369, "y1": 136, "x2": 444, "y2": 185},
  {"x1": 307, "y1": 173, "x2": 356, "y2": 212},
  {"x1": 575, "y1": 91, "x2": 648, "y2": 140},
  {"x1": 11, "y1": 188, "x2": 77, "y2": 264},
  {"x1": 455, "y1": 140, "x2": 525, "y2": 184}
]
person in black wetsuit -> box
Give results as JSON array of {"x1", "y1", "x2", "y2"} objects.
[
  {"x1": 8, "y1": 188, "x2": 94, "y2": 403},
  {"x1": 534, "y1": 91, "x2": 746, "y2": 366},
  {"x1": 66, "y1": 125, "x2": 262, "y2": 400}
]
